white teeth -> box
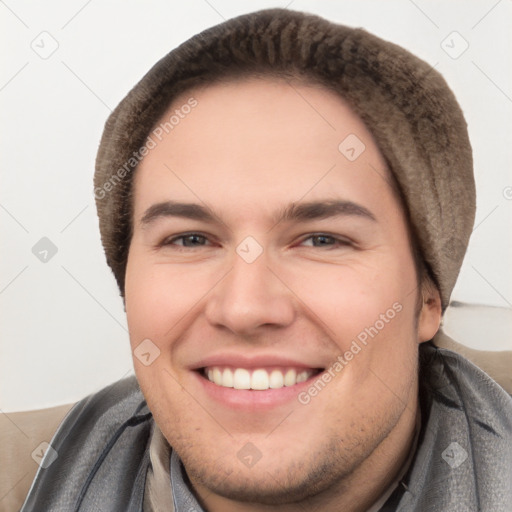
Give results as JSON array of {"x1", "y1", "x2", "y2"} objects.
[
  {"x1": 233, "y1": 368, "x2": 251, "y2": 389},
  {"x1": 222, "y1": 368, "x2": 233, "y2": 387},
  {"x1": 284, "y1": 369, "x2": 297, "y2": 387},
  {"x1": 205, "y1": 367, "x2": 316, "y2": 390},
  {"x1": 251, "y1": 369, "x2": 269, "y2": 390},
  {"x1": 213, "y1": 367, "x2": 223, "y2": 386},
  {"x1": 296, "y1": 370, "x2": 309, "y2": 383},
  {"x1": 269, "y1": 370, "x2": 284, "y2": 389}
]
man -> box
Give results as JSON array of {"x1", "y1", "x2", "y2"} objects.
[{"x1": 17, "y1": 8, "x2": 512, "y2": 512}]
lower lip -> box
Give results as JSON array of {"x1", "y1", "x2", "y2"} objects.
[{"x1": 193, "y1": 370, "x2": 321, "y2": 410}]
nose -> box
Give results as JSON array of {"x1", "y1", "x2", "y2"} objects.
[{"x1": 205, "y1": 251, "x2": 296, "y2": 337}]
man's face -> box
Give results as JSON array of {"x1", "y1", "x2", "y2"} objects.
[{"x1": 125, "y1": 78, "x2": 438, "y2": 505}]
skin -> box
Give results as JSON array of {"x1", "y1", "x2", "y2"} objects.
[{"x1": 125, "y1": 77, "x2": 442, "y2": 512}]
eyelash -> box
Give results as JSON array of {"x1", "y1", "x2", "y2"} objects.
[{"x1": 159, "y1": 232, "x2": 352, "y2": 250}]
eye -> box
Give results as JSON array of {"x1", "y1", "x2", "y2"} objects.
[
  {"x1": 158, "y1": 232, "x2": 351, "y2": 250},
  {"x1": 299, "y1": 234, "x2": 352, "y2": 248},
  {"x1": 161, "y1": 233, "x2": 211, "y2": 248}
]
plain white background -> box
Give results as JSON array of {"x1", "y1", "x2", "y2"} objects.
[{"x1": 1, "y1": 0, "x2": 511, "y2": 411}]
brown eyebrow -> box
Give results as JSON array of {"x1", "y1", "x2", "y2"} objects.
[
  {"x1": 275, "y1": 199, "x2": 376, "y2": 224},
  {"x1": 139, "y1": 199, "x2": 376, "y2": 227},
  {"x1": 140, "y1": 202, "x2": 216, "y2": 226}
]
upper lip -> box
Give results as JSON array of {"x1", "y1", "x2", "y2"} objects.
[{"x1": 190, "y1": 353, "x2": 325, "y2": 371}]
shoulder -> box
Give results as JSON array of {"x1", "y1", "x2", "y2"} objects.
[
  {"x1": 419, "y1": 339, "x2": 512, "y2": 446},
  {"x1": 19, "y1": 376, "x2": 154, "y2": 512},
  {"x1": 57, "y1": 374, "x2": 148, "y2": 432},
  {"x1": 399, "y1": 342, "x2": 512, "y2": 510}
]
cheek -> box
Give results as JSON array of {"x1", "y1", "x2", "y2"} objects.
[
  {"x1": 125, "y1": 248, "x2": 165, "y2": 344},
  {"x1": 285, "y1": 260, "x2": 410, "y2": 338},
  {"x1": 283, "y1": 255, "x2": 419, "y2": 389},
  {"x1": 124, "y1": 251, "x2": 215, "y2": 346}
]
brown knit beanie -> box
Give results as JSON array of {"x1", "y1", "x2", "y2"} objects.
[{"x1": 94, "y1": 8, "x2": 475, "y2": 310}]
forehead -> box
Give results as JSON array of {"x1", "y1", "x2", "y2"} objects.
[{"x1": 133, "y1": 77, "x2": 397, "y2": 221}]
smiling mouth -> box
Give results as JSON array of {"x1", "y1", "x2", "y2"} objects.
[{"x1": 200, "y1": 366, "x2": 323, "y2": 391}]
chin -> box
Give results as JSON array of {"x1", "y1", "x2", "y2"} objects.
[{"x1": 180, "y1": 437, "x2": 357, "y2": 507}]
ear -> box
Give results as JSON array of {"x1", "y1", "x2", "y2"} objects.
[{"x1": 417, "y1": 284, "x2": 442, "y2": 343}]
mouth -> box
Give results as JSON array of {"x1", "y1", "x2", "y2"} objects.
[
  {"x1": 190, "y1": 354, "x2": 328, "y2": 409},
  {"x1": 200, "y1": 366, "x2": 324, "y2": 391}
]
